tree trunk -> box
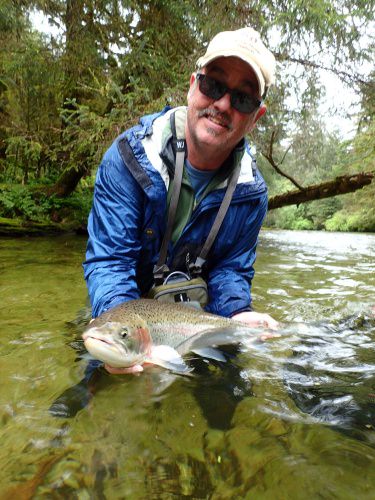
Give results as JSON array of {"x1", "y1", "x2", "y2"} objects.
[
  {"x1": 47, "y1": 0, "x2": 88, "y2": 198},
  {"x1": 268, "y1": 172, "x2": 374, "y2": 210},
  {"x1": 46, "y1": 163, "x2": 88, "y2": 197},
  {"x1": 62, "y1": 0, "x2": 85, "y2": 112}
]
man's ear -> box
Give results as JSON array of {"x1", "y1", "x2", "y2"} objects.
[{"x1": 187, "y1": 73, "x2": 197, "y2": 100}]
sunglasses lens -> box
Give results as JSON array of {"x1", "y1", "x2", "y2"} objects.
[
  {"x1": 232, "y1": 91, "x2": 259, "y2": 114},
  {"x1": 197, "y1": 74, "x2": 260, "y2": 114},
  {"x1": 199, "y1": 75, "x2": 225, "y2": 100}
]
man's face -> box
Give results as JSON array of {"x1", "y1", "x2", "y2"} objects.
[{"x1": 186, "y1": 56, "x2": 265, "y2": 168}]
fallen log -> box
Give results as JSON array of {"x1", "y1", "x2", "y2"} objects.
[
  {"x1": 1, "y1": 172, "x2": 373, "y2": 236},
  {"x1": 268, "y1": 171, "x2": 374, "y2": 210}
]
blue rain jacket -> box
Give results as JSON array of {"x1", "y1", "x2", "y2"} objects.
[{"x1": 84, "y1": 107, "x2": 268, "y2": 318}]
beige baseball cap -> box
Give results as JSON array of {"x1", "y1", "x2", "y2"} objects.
[{"x1": 196, "y1": 27, "x2": 276, "y2": 98}]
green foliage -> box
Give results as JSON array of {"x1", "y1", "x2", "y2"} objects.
[
  {"x1": 263, "y1": 94, "x2": 374, "y2": 232},
  {"x1": 0, "y1": 184, "x2": 93, "y2": 224},
  {"x1": 3, "y1": 33, "x2": 61, "y2": 132},
  {"x1": 318, "y1": 115, "x2": 375, "y2": 232},
  {"x1": 0, "y1": 185, "x2": 40, "y2": 220},
  {"x1": 266, "y1": 204, "x2": 314, "y2": 230},
  {"x1": 0, "y1": 0, "x2": 373, "y2": 231},
  {"x1": 0, "y1": 0, "x2": 27, "y2": 34},
  {"x1": 60, "y1": 100, "x2": 113, "y2": 171},
  {"x1": 4, "y1": 136, "x2": 42, "y2": 181},
  {"x1": 325, "y1": 203, "x2": 375, "y2": 232}
]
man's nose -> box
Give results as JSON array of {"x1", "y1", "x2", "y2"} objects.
[{"x1": 213, "y1": 91, "x2": 232, "y2": 112}]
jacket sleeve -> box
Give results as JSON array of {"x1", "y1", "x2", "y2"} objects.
[
  {"x1": 83, "y1": 144, "x2": 144, "y2": 318},
  {"x1": 205, "y1": 192, "x2": 268, "y2": 318}
]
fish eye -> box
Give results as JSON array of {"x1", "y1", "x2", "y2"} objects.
[{"x1": 120, "y1": 327, "x2": 129, "y2": 338}]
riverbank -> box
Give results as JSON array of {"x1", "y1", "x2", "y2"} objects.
[
  {"x1": 0, "y1": 216, "x2": 87, "y2": 236},
  {"x1": 1, "y1": 182, "x2": 374, "y2": 237},
  {"x1": 0, "y1": 183, "x2": 92, "y2": 236}
]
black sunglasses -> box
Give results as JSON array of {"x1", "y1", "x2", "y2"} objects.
[{"x1": 196, "y1": 73, "x2": 261, "y2": 114}]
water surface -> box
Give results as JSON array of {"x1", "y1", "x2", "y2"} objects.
[{"x1": 1, "y1": 230, "x2": 374, "y2": 498}]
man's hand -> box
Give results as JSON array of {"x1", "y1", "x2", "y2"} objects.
[{"x1": 232, "y1": 311, "x2": 279, "y2": 331}]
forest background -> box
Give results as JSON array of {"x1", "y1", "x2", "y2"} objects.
[{"x1": 0, "y1": 0, "x2": 374, "y2": 235}]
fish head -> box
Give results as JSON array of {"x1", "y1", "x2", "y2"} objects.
[{"x1": 82, "y1": 315, "x2": 151, "y2": 368}]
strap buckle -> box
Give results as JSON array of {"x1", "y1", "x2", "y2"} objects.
[
  {"x1": 188, "y1": 257, "x2": 206, "y2": 278},
  {"x1": 153, "y1": 264, "x2": 170, "y2": 286}
]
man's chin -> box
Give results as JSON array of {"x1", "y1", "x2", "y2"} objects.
[{"x1": 195, "y1": 120, "x2": 229, "y2": 143}]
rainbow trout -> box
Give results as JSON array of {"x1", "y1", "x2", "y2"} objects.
[{"x1": 82, "y1": 299, "x2": 257, "y2": 372}]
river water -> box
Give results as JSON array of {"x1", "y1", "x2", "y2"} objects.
[{"x1": 1, "y1": 230, "x2": 374, "y2": 498}]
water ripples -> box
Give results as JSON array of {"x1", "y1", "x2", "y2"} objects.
[
  {"x1": 1, "y1": 230, "x2": 375, "y2": 497},
  {"x1": 210, "y1": 305, "x2": 375, "y2": 442}
]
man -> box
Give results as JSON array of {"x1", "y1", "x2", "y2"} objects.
[{"x1": 84, "y1": 27, "x2": 278, "y2": 374}]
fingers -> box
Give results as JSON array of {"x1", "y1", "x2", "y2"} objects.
[
  {"x1": 232, "y1": 311, "x2": 279, "y2": 330},
  {"x1": 104, "y1": 364, "x2": 144, "y2": 375},
  {"x1": 257, "y1": 314, "x2": 279, "y2": 330},
  {"x1": 259, "y1": 331, "x2": 281, "y2": 341}
]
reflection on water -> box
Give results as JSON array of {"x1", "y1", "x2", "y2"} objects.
[{"x1": 0, "y1": 230, "x2": 375, "y2": 498}]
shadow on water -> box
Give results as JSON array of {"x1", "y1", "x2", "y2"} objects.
[
  {"x1": 51, "y1": 304, "x2": 254, "y2": 429},
  {"x1": 49, "y1": 360, "x2": 102, "y2": 418},
  {"x1": 51, "y1": 333, "x2": 252, "y2": 432}
]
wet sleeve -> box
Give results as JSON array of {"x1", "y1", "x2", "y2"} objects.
[
  {"x1": 83, "y1": 147, "x2": 144, "y2": 317},
  {"x1": 205, "y1": 193, "x2": 268, "y2": 318}
]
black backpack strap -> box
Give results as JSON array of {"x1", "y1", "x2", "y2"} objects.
[
  {"x1": 153, "y1": 113, "x2": 185, "y2": 284},
  {"x1": 189, "y1": 165, "x2": 241, "y2": 277}
]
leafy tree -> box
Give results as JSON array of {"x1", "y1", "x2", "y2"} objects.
[{"x1": 0, "y1": 0, "x2": 374, "y2": 232}]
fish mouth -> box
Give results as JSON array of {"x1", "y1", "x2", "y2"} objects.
[
  {"x1": 82, "y1": 330, "x2": 111, "y2": 344},
  {"x1": 83, "y1": 335, "x2": 141, "y2": 368},
  {"x1": 82, "y1": 331, "x2": 110, "y2": 345},
  {"x1": 82, "y1": 331, "x2": 119, "y2": 352}
]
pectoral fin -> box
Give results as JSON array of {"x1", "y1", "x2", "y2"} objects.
[
  {"x1": 192, "y1": 347, "x2": 226, "y2": 362},
  {"x1": 175, "y1": 326, "x2": 242, "y2": 356},
  {"x1": 147, "y1": 345, "x2": 192, "y2": 374}
]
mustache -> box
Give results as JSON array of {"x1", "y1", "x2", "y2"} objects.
[{"x1": 198, "y1": 108, "x2": 233, "y2": 130}]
